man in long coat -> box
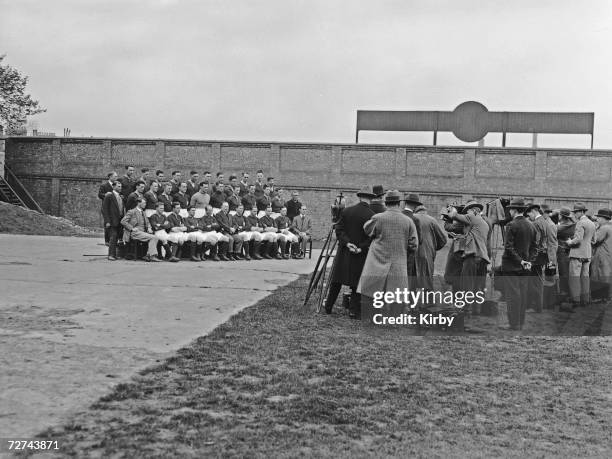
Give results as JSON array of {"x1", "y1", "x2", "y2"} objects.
[
  {"x1": 324, "y1": 187, "x2": 376, "y2": 318},
  {"x1": 358, "y1": 190, "x2": 418, "y2": 321},
  {"x1": 413, "y1": 205, "x2": 447, "y2": 291},
  {"x1": 402, "y1": 193, "x2": 423, "y2": 288},
  {"x1": 590, "y1": 208, "x2": 612, "y2": 301},
  {"x1": 556, "y1": 207, "x2": 576, "y2": 300}
]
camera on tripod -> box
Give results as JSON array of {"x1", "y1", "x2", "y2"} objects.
[{"x1": 330, "y1": 191, "x2": 346, "y2": 224}]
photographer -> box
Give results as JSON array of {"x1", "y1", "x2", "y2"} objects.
[{"x1": 323, "y1": 187, "x2": 375, "y2": 318}]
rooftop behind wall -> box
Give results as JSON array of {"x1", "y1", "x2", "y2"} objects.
[{"x1": 5, "y1": 136, "x2": 612, "y2": 240}]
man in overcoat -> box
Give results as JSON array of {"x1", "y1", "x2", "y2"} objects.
[
  {"x1": 358, "y1": 190, "x2": 418, "y2": 321},
  {"x1": 369, "y1": 185, "x2": 386, "y2": 214},
  {"x1": 590, "y1": 208, "x2": 612, "y2": 301},
  {"x1": 324, "y1": 187, "x2": 375, "y2": 318},
  {"x1": 501, "y1": 198, "x2": 536, "y2": 330},
  {"x1": 566, "y1": 202, "x2": 597, "y2": 308}
]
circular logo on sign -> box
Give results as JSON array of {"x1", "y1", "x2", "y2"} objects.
[{"x1": 452, "y1": 101, "x2": 489, "y2": 142}]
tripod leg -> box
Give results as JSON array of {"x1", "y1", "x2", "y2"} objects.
[
  {"x1": 316, "y1": 238, "x2": 338, "y2": 312},
  {"x1": 304, "y1": 228, "x2": 334, "y2": 305}
]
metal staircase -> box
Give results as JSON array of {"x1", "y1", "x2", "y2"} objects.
[
  {"x1": 0, "y1": 175, "x2": 25, "y2": 206},
  {"x1": 0, "y1": 165, "x2": 45, "y2": 213}
]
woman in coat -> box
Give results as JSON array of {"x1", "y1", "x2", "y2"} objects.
[
  {"x1": 358, "y1": 190, "x2": 418, "y2": 319},
  {"x1": 590, "y1": 208, "x2": 612, "y2": 301}
]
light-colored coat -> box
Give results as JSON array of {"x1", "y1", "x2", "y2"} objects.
[
  {"x1": 568, "y1": 215, "x2": 597, "y2": 259},
  {"x1": 591, "y1": 222, "x2": 612, "y2": 280},
  {"x1": 121, "y1": 208, "x2": 152, "y2": 242},
  {"x1": 357, "y1": 207, "x2": 418, "y2": 298}
]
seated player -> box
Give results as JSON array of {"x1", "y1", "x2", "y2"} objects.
[
  {"x1": 185, "y1": 206, "x2": 205, "y2": 262},
  {"x1": 259, "y1": 205, "x2": 281, "y2": 259},
  {"x1": 120, "y1": 197, "x2": 161, "y2": 262},
  {"x1": 290, "y1": 204, "x2": 312, "y2": 259},
  {"x1": 149, "y1": 201, "x2": 173, "y2": 260},
  {"x1": 215, "y1": 202, "x2": 238, "y2": 260},
  {"x1": 231, "y1": 205, "x2": 252, "y2": 260},
  {"x1": 166, "y1": 201, "x2": 189, "y2": 261},
  {"x1": 275, "y1": 207, "x2": 299, "y2": 259},
  {"x1": 244, "y1": 205, "x2": 264, "y2": 260},
  {"x1": 198, "y1": 205, "x2": 227, "y2": 261}
]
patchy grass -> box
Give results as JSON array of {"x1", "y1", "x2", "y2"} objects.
[
  {"x1": 40, "y1": 276, "x2": 611, "y2": 458},
  {"x1": 0, "y1": 202, "x2": 101, "y2": 237}
]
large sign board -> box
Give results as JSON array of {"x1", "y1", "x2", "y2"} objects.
[{"x1": 356, "y1": 101, "x2": 594, "y2": 147}]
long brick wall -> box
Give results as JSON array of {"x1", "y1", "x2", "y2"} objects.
[{"x1": 5, "y1": 137, "x2": 612, "y2": 240}]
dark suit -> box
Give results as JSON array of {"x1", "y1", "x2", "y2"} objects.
[
  {"x1": 369, "y1": 199, "x2": 386, "y2": 214},
  {"x1": 186, "y1": 180, "x2": 198, "y2": 199},
  {"x1": 326, "y1": 201, "x2": 375, "y2": 313},
  {"x1": 173, "y1": 192, "x2": 189, "y2": 209},
  {"x1": 502, "y1": 216, "x2": 537, "y2": 329},
  {"x1": 98, "y1": 181, "x2": 114, "y2": 242},
  {"x1": 126, "y1": 191, "x2": 143, "y2": 211},
  {"x1": 102, "y1": 191, "x2": 125, "y2": 257}
]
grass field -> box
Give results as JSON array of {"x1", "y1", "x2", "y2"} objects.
[{"x1": 39, "y1": 275, "x2": 611, "y2": 458}]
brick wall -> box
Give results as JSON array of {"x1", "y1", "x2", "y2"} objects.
[{"x1": 6, "y1": 137, "x2": 612, "y2": 240}]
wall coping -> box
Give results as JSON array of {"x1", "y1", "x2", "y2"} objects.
[{"x1": 5, "y1": 136, "x2": 610, "y2": 154}]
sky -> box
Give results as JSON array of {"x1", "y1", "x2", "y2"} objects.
[{"x1": 1, "y1": 0, "x2": 611, "y2": 149}]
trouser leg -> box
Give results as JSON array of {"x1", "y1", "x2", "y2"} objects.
[
  {"x1": 581, "y1": 260, "x2": 591, "y2": 304},
  {"x1": 529, "y1": 264, "x2": 544, "y2": 312},
  {"x1": 108, "y1": 226, "x2": 118, "y2": 257},
  {"x1": 569, "y1": 258, "x2": 583, "y2": 303},
  {"x1": 325, "y1": 282, "x2": 343, "y2": 311},
  {"x1": 505, "y1": 273, "x2": 522, "y2": 329}
]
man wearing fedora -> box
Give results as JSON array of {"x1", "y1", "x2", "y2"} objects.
[
  {"x1": 565, "y1": 202, "x2": 596, "y2": 309},
  {"x1": 449, "y1": 200, "x2": 490, "y2": 312},
  {"x1": 525, "y1": 204, "x2": 549, "y2": 313},
  {"x1": 501, "y1": 198, "x2": 536, "y2": 331},
  {"x1": 556, "y1": 207, "x2": 576, "y2": 300},
  {"x1": 358, "y1": 190, "x2": 418, "y2": 320},
  {"x1": 591, "y1": 208, "x2": 612, "y2": 302},
  {"x1": 403, "y1": 193, "x2": 424, "y2": 288},
  {"x1": 412, "y1": 202, "x2": 447, "y2": 292},
  {"x1": 324, "y1": 187, "x2": 376, "y2": 318},
  {"x1": 369, "y1": 185, "x2": 386, "y2": 214}
]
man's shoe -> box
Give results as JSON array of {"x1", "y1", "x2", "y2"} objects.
[
  {"x1": 283, "y1": 254, "x2": 290, "y2": 259},
  {"x1": 244, "y1": 254, "x2": 251, "y2": 261},
  {"x1": 274, "y1": 254, "x2": 283, "y2": 260},
  {"x1": 169, "y1": 256, "x2": 180, "y2": 263},
  {"x1": 149, "y1": 255, "x2": 162, "y2": 262},
  {"x1": 107, "y1": 256, "x2": 117, "y2": 261},
  {"x1": 253, "y1": 254, "x2": 263, "y2": 260},
  {"x1": 219, "y1": 254, "x2": 229, "y2": 261},
  {"x1": 262, "y1": 253, "x2": 272, "y2": 259},
  {"x1": 211, "y1": 255, "x2": 220, "y2": 262},
  {"x1": 234, "y1": 253, "x2": 243, "y2": 260}
]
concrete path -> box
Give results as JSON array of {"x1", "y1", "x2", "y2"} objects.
[{"x1": 0, "y1": 234, "x2": 317, "y2": 438}]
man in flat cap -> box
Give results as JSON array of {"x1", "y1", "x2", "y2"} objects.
[
  {"x1": 358, "y1": 190, "x2": 418, "y2": 320},
  {"x1": 501, "y1": 198, "x2": 536, "y2": 331},
  {"x1": 324, "y1": 187, "x2": 376, "y2": 318},
  {"x1": 565, "y1": 202, "x2": 596, "y2": 309},
  {"x1": 448, "y1": 200, "x2": 490, "y2": 313}
]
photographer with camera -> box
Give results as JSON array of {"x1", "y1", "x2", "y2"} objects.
[{"x1": 323, "y1": 187, "x2": 375, "y2": 318}]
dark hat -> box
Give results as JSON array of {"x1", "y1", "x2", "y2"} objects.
[
  {"x1": 414, "y1": 205, "x2": 427, "y2": 213},
  {"x1": 572, "y1": 202, "x2": 588, "y2": 212},
  {"x1": 356, "y1": 187, "x2": 376, "y2": 199},
  {"x1": 403, "y1": 193, "x2": 422, "y2": 206},
  {"x1": 525, "y1": 203, "x2": 541, "y2": 213},
  {"x1": 463, "y1": 200, "x2": 483, "y2": 212},
  {"x1": 372, "y1": 185, "x2": 385, "y2": 197},
  {"x1": 559, "y1": 207, "x2": 572, "y2": 218},
  {"x1": 385, "y1": 190, "x2": 402, "y2": 204},
  {"x1": 540, "y1": 204, "x2": 552, "y2": 213},
  {"x1": 507, "y1": 198, "x2": 527, "y2": 210},
  {"x1": 595, "y1": 208, "x2": 612, "y2": 219}
]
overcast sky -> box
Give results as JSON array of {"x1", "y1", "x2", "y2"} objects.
[{"x1": 2, "y1": 0, "x2": 611, "y2": 148}]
